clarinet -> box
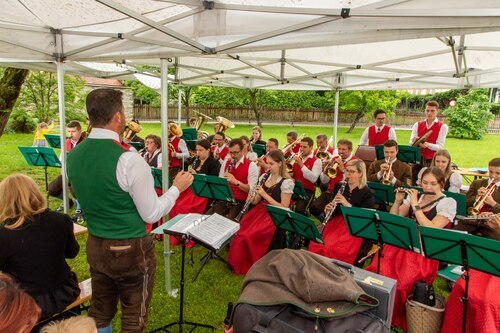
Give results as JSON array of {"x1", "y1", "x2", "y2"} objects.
[
  {"x1": 188, "y1": 158, "x2": 200, "y2": 172},
  {"x1": 235, "y1": 170, "x2": 271, "y2": 222},
  {"x1": 319, "y1": 181, "x2": 347, "y2": 234}
]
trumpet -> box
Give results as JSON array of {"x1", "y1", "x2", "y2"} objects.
[
  {"x1": 281, "y1": 133, "x2": 305, "y2": 154},
  {"x1": 469, "y1": 182, "x2": 496, "y2": 215},
  {"x1": 319, "y1": 181, "x2": 347, "y2": 234},
  {"x1": 316, "y1": 136, "x2": 334, "y2": 161},
  {"x1": 322, "y1": 155, "x2": 340, "y2": 179},
  {"x1": 285, "y1": 153, "x2": 298, "y2": 173},
  {"x1": 381, "y1": 160, "x2": 393, "y2": 185}
]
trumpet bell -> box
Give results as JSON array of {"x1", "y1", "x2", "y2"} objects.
[
  {"x1": 168, "y1": 122, "x2": 183, "y2": 137},
  {"x1": 194, "y1": 111, "x2": 212, "y2": 131},
  {"x1": 324, "y1": 167, "x2": 337, "y2": 179},
  {"x1": 380, "y1": 179, "x2": 392, "y2": 185},
  {"x1": 197, "y1": 131, "x2": 210, "y2": 140},
  {"x1": 316, "y1": 151, "x2": 330, "y2": 161}
]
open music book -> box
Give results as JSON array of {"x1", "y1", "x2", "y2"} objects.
[{"x1": 164, "y1": 213, "x2": 240, "y2": 251}]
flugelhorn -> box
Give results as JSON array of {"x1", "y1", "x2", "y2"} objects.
[
  {"x1": 281, "y1": 133, "x2": 305, "y2": 154},
  {"x1": 381, "y1": 160, "x2": 393, "y2": 185},
  {"x1": 285, "y1": 153, "x2": 298, "y2": 173},
  {"x1": 123, "y1": 120, "x2": 142, "y2": 140},
  {"x1": 469, "y1": 182, "x2": 496, "y2": 215},
  {"x1": 322, "y1": 155, "x2": 340, "y2": 179},
  {"x1": 316, "y1": 136, "x2": 334, "y2": 161}
]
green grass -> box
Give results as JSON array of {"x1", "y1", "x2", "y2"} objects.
[{"x1": 1, "y1": 125, "x2": 498, "y2": 332}]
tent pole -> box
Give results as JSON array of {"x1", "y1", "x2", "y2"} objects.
[
  {"x1": 176, "y1": 57, "x2": 182, "y2": 124},
  {"x1": 55, "y1": 41, "x2": 68, "y2": 215},
  {"x1": 160, "y1": 58, "x2": 176, "y2": 297},
  {"x1": 333, "y1": 89, "x2": 340, "y2": 144}
]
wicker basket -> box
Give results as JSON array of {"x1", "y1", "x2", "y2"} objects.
[{"x1": 406, "y1": 295, "x2": 445, "y2": 333}]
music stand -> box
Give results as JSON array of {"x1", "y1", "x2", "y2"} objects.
[
  {"x1": 18, "y1": 146, "x2": 62, "y2": 201},
  {"x1": 396, "y1": 145, "x2": 421, "y2": 164},
  {"x1": 367, "y1": 182, "x2": 395, "y2": 206},
  {"x1": 418, "y1": 227, "x2": 500, "y2": 333},
  {"x1": 251, "y1": 144, "x2": 266, "y2": 157},
  {"x1": 265, "y1": 205, "x2": 323, "y2": 246},
  {"x1": 375, "y1": 145, "x2": 385, "y2": 160},
  {"x1": 443, "y1": 190, "x2": 467, "y2": 217},
  {"x1": 150, "y1": 215, "x2": 215, "y2": 333},
  {"x1": 190, "y1": 174, "x2": 234, "y2": 281},
  {"x1": 292, "y1": 180, "x2": 308, "y2": 201},
  {"x1": 128, "y1": 141, "x2": 145, "y2": 151},
  {"x1": 185, "y1": 139, "x2": 197, "y2": 151},
  {"x1": 44, "y1": 134, "x2": 61, "y2": 149},
  {"x1": 341, "y1": 206, "x2": 422, "y2": 274},
  {"x1": 181, "y1": 128, "x2": 198, "y2": 141},
  {"x1": 151, "y1": 168, "x2": 172, "y2": 190}
]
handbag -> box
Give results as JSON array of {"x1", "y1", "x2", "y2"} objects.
[{"x1": 406, "y1": 294, "x2": 445, "y2": 333}]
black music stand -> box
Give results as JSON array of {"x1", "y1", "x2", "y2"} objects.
[
  {"x1": 418, "y1": 227, "x2": 500, "y2": 333},
  {"x1": 367, "y1": 182, "x2": 395, "y2": 206},
  {"x1": 190, "y1": 174, "x2": 234, "y2": 282},
  {"x1": 265, "y1": 205, "x2": 323, "y2": 247},
  {"x1": 44, "y1": 134, "x2": 61, "y2": 149},
  {"x1": 341, "y1": 206, "x2": 422, "y2": 274},
  {"x1": 18, "y1": 146, "x2": 62, "y2": 201},
  {"x1": 150, "y1": 217, "x2": 215, "y2": 333},
  {"x1": 251, "y1": 144, "x2": 266, "y2": 157}
]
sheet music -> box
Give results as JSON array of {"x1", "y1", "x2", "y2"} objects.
[
  {"x1": 187, "y1": 213, "x2": 240, "y2": 250},
  {"x1": 167, "y1": 213, "x2": 205, "y2": 234}
]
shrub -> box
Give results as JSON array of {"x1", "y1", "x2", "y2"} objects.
[{"x1": 9, "y1": 109, "x2": 37, "y2": 133}]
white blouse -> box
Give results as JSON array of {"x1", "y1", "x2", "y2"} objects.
[
  {"x1": 417, "y1": 168, "x2": 463, "y2": 193},
  {"x1": 403, "y1": 196, "x2": 457, "y2": 222}
]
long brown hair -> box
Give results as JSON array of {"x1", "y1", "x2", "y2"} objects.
[
  {"x1": 431, "y1": 149, "x2": 452, "y2": 180},
  {"x1": 0, "y1": 174, "x2": 46, "y2": 229},
  {"x1": 267, "y1": 150, "x2": 290, "y2": 179}
]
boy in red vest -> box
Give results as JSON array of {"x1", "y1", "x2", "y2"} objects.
[
  {"x1": 359, "y1": 109, "x2": 397, "y2": 146},
  {"x1": 290, "y1": 137, "x2": 322, "y2": 215},
  {"x1": 209, "y1": 138, "x2": 259, "y2": 220},
  {"x1": 283, "y1": 131, "x2": 301, "y2": 157},
  {"x1": 167, "y1": 122, "x2": 189, "y2": 179}
]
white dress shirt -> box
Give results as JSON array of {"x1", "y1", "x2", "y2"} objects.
[
  {"x1": 82, "y1": 128, "x2": 180, "y2": 224},
  {"x1": 409, "y1": 118, "x2": 448, "y2": 152},
  {"x1": 359, "y1": 124, "x2": 397, "y2": 145},
  {"x1": 300, "y1": 153, "x2": 322, "y2": 184},
  {"x1": 219, "y1": 156, "x2": 260, "y2": 191},
  {"x1": 171, "y1": 137, "x2": 189, "y2": 160}
]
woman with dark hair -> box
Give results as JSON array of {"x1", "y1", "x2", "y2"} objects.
[
  {"x1": 0, "y1": 273, "x2": 41, "y2": 333},
  {"x1": 250, "y1": 126, "x2": 266, "y2": 145},
  {"x1": 0, "y1": 174, "x2": 80, "y2": 320},
  {"x1": 227, "y1": 150, "x2": 294, "y2": 275},
  {"x1": 366, "y1": 167, "x2": 457, "y2": 330},
  {"x1": 417, "y1": 149, "x2": 462, "y2": 193},
  {"x1": 308, "y1": 159, "x2": 375, "y2": 265},
  {"x1": 141, "y1": 134, "x2": 162, "y2": 168}
]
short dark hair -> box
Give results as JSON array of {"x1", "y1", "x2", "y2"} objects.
[
  {"x1": 316, "y1": 134, "x2": 327, "y2": 141},
  {"x1": 145, "y1": 134, "x2": 161, "y2": 148},
  {"x1": 373, "y1": 109, "x2": 386, "y2": 118},
  {"x1": 86, "y1": 89, "x2": 124, "y2": 127},
  {"x1": 422, "y1": 167, "x2": 445, "y2": 188},
  {"x1": 426, "y1": 100, "x2": 439, "y2": 109},
  {"x1": 268, "y1": 138, "x2": 279, "y2": 147},
  {"x1": 286, "y1": 131, "x2": 298, "y2": 140},
  {"x1": 383, "y1": 139, "x2": 398, "y2": 149},
  {"x1": 229, "y1": 138, "x2": 243, "y2": 150},
  {"x1": 337, "y1": 139, "x2": 353, "y2": 150},
  {"x1": 215, "y1": 131, "x2": 226, "y2": 140},
  {"x1": 489, "y1": 158, "x2": 500, "y2": 168},
  {"x1": 301, "y1": 137, "x2": 314, "y2": 147},
  {"x1": 67, "y1": 120, "x2": 82, "y2": 131},
  {"x1": 196, "y1": 139, "x2": 211, "y2": 150}
]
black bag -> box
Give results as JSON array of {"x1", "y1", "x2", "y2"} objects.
[
  {"x1": 412, "y1": 280, "x2": 436, "y2": 307},
  {"x1": 232, "y1": 303, "x2": 387, "y2": 333}
]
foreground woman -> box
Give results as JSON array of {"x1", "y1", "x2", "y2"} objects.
[
  {"x1": 367, "y1": 167, "x2": 457, "y2": 330},
  {"x1": 227, "y1": 150, "x2": 294, "y2": 275},
  {"x1": 0, "y1": 174, "x2": 80, "y2": 320},
  {"x1": 308, "y1": 159, "x2": 374, "y2": 265}
]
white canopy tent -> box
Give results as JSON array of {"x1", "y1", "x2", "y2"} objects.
[{"x1": 2, "y1": 0, "x2": 500, "y2": 293}]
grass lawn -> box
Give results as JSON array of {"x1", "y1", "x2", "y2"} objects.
[{"x1": 0, "y1": 124, "x2": 498, "y2": 332}]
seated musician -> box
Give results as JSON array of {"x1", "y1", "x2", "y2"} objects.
[
  {"x1": 168, "y1": 122, "x2": 189, "y2": 179},
  {"x1": 309, "y1": 139, "x2": 356, "y2": 219},
  {"x1": 455, "y1": 157, "x2": 500, "y2": 239},
  {"x1": 308, "y1": 159, "x2": 374, "y2": 266},
  {"x1": 240, "y1": 135, "x2": 258, "y2": 161},
  {"x1": 417, "y1": 149, "x2": 462, "y2": 193},
  {"x1": 359, "y1": 109, "x2": 397, "y2": 146},
  {"x1": 289, "y1": 137, "x2": 322, "y2": 215},
  {"x1": 283, "y1": 131, "x2": 300, "y2": 157},
  {"x1": 227, "y1": 150, "x2": 294, "y2": 275},
  {"x1": 367, "y1": 139, "x2": 411, "y2": 187},
  {"x1": 366, "y1": 167, "x2": 456, "y2": 331},
  {"x1": 207, "y1": 138, "x2": 259, "y2": 220},
  {"x1": 441, "y1": 211, "x2": 500, "y2": 333},
  {"x1": 250, "y1": 126, "x2": 266, "y2": 145},
  {"x1": 211, "y1": 131, "x2": 229, "y2": 164},
  {"x1": 141, "y1": 134, "x2": 162, "y2": 168},
  {"x1": 0, "y1": 174, "x2": 80, "y2": 321},
  {"x1": 255, "y1": 138, "x2": 279, "y2": 173},
  {"x1": 314, "y1": 133, "x2": 337, "y2": 158}
]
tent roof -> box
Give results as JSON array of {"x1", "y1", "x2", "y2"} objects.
[{"x1": 1, "y1": 0, "x2": 499, "y2": 90}]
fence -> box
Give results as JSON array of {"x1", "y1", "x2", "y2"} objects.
[{"x1": 133, "y1": 104, "x2": 500, "y2": 132}]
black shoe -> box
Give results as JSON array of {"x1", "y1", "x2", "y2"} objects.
[
  {"x1": 56, "y1": 199, "x2": 74, "y2": 212},
  {"x1": 71, "y1": 209, "x2": 84, "y2": 223}
]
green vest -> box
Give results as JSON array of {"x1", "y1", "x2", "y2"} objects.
[{"x1": 67, "y1": 139, "x2": 146, "y2": 239}]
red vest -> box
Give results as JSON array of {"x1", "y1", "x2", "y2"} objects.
[
  {"x1": 260, "y1": 156, "x2": 268, "y2": 175},
  {"x1": 368, "y1": 125, "x2": 391, "y2": 146},
  {"x1": 212, "y1": 145, "x2": 229, "y2": 161},
  {"x1": 293, "y1": 156, "x2": 318, "y2": 192},
  {"x1": 417, "y1": 120, "x2": 443, "y2": 160},
  {"x1": 170, "y1": 136, "x2": 181, "y2": 168},
  {"x1": 284, "y1": 143, "x2": 301, "y2": 157},
  {"x1": 66, "y1": 136, "x2": 84, "y2": 152},
  {"x1": 313, "y1": 146, "x2": 335, "y2": 156},
  {"x1": 224, "y1": 158, "x2": 251, "y2": 201},
  {"x1": 327, "y1": 155, "x2": 358, "y2": 191}
]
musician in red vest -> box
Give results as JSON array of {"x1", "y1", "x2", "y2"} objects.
[
  {"x1": 313, "y1": 134, "x2": 337, "y2": 157},
  {"x1": 208, "y1": 138, "x2": 259, "y2": 220},
  {"x1": 168, "y1": 121, "x2": 189, "y2": 179},
  {"x1": 290, "y1": 137, "x2": 322, "y2": 215},
  {"x1": 211, "y1": 131, "x2": 229, "y2": 164},
  {"x1": 283, "y1": 131, "x2": 301, "y2": 157},
  {"x1": 309, "y1": 139, "x2": 357, "y2": 219},
  {"x1": 256, "y1": 138, "x2": 279, "y2": 173},
  {"x1": 359, "y1": 109, "x2": 397, "y2": 146}
]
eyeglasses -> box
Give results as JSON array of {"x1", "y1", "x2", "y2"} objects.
[
  {"x1": 345, "y1": 169, "x2": 358, "y2": 174},
  {"x1": 229, "y1": 150, "x2": 241, "y2": 155}
]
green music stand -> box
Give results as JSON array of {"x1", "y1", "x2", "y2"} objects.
[
  {"x1": 292, "y1": 180, "x2": 308, "y2": 201},
  {"x1": 19, "y1": 146, "x2": 62, "y2": 202},
  {"x1": 181, "y1": 128, "x2": 198, "y2": 141},
  {"x1": 375, "y1": 145, "x2": 385, "y2": 160},
  {"x1": 341, "y1": 206, "x2": 422, "y2": 274},
  {"x1": 44, "y1": 134, "x2": 61, "y2": 149},
  {"x1": 191, "y1": 174, "x2": 235, "y2": 203},
  {"x1": 265, "y1": 205, "x2": 323, "y2": 246},
  {"x1": 418, "y1": 227, "x2": 500, "y2": 333},
  {"x1": 444, "y1": 190, "x2": 467, "y2": 217},
  {"x1": 376, "y1": 145, "x2": 421, "y2": 164},
  {"x1": 367, "y1": 182, "x2": 395, "y2": 206},
  {"x1": 185, "y1": 139, "x2": 197, "y2": 151},
  {"x1": 251, "y1": 144, "x2": 266, "y2": 157},
  {"x1": 150, "y1": 168, "x2": 172, "y2": 190},
  {"x1": 128, "y1": 141, "x2": 145, "y2": 151}
]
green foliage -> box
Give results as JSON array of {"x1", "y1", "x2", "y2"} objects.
[
  {"x1": 192, "y1": 86, "x2": 249, "y2": 107},
  {"x1": 9, "y1": 108, "x2": 37, "y2": 133},
  {"x1": 444, "y1": 89, "x2": 493, "y2": 140},
  {"x1": 402, "y1": 89, "x2": 468, "y2": 110},
  {"x1": 337, "y1": 90, "x2": 401, "y2": 115},
  {"x1": 124, "y1": 80, "x2": 181, "y2": 107},
  {"x1": 490, "y1": 102, "x2": 500, "y2": 115}
]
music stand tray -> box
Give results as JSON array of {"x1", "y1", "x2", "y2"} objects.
[
  {"x1": 396, "y1": 145, "x2": 421, "y2": 164},
  {"x1": 251, "y1": 144, "x2": 266, "y2": 157},
  {"x1": 151, "y1": 168, "x2": 172, "y2": 190},
  {"x1": 191, "y1": 174, "x2": 235, "y2": 203},
  {"x1": 367, "y1": 182, "x2": 396, "y2": 206},
  {"x1": 181, "y1": 127, "x2": 198, "y2": 141},
  {"x1": 265, "y1": 205, "x2": 323, "y2": 245},
  {"x1": 128, "y1": 141, "x2": 144, "y2": 151},
  {"x1": 292, "y1": 180, "x2": 309, "y2": 201},
  {"x1": 44, "y1": 134, "x2": 61, "y2": 149}
]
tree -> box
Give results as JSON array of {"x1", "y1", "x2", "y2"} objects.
[
  {"x1": 181, "y1": 86, "x2": 194, "y2": 126},
  {"x1": 247, "y1": 89, "x2": 263, "y2": 127},
  {"x1": 0, "y1": 67, "x2": 30, "y2": 138}
]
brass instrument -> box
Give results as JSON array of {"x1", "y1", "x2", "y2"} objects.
[
  {"x1": 281, "y1": 133, "x2": 305, "y2": 154},
  {"x1": 381, "y1": 160, "x2": 393, "y2": 185},
  {"x1": 168, "y1": 122, "x2": 183, "y2": 138},
  {"x1": 320, "y1": 181, "x2": 347, "y2": 234},
  {"x1": 412, "y1": 130, "x2": 433, "y2": 147},
  {"x1": 322, "y1": 155, "x2": 340, "y2": 179},
  {"x1": 123, "y1": 120, "x2": 142, "y2": 140},
  {"x1": 215, "y1": 116, "x2": 234, "y2": 143},
  {"x1": 194, "y1": 111, "x2": 212, "y2": 139},
  {"x1": 469, "y1": 182, "x2": 496, "y2": 215},
  {"x1": 316, "y1": 136, "x2": 334, "y2": 161},
  {"x1": 285, "y1": 153, "x2": 298, "y2": 173},
  {"x1": 235, "y1": 170, "x2": 271, "y2": 222}
]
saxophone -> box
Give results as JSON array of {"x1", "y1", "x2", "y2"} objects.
[
  {"x1": 235, "y1": 170, "x2": 271, "y2": 222},
  {"x1": 319, "y1": 181, "x2": 347, "y2": 234}
]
